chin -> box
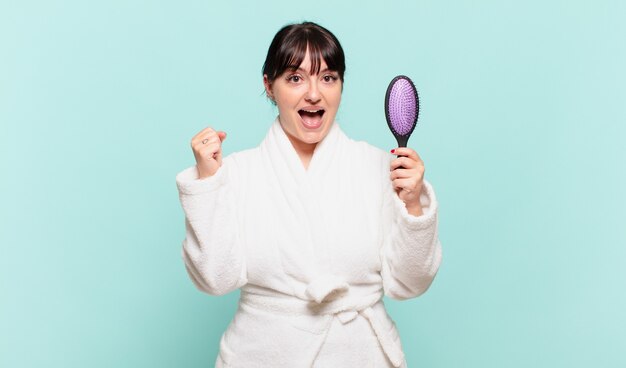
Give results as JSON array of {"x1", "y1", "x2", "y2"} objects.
[
  {"x1": 301, "y1": 122, "x2": 331, "y2": 141},
  {"x1": 301, "y1": 135, "x2": 324, "y2": 145}
]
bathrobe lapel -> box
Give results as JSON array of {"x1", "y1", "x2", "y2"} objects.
[{"x1": 260, "y1": 118, "x2": 343, "y2": 292}]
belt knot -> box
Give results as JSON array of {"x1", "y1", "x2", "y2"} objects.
[{"x1": 300, "y1": 276, "x2": 404, "y2": 367}]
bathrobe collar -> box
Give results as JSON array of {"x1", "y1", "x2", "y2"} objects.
[
  {"x1": 265, "y1": 116, "x2": 343, "y2": 186},
  {"x1": 259, "y1": 116, "x2": 347, "y2": 282}
]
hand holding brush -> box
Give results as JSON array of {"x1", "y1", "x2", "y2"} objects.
[{"x1": 385, "y1": 75, "x2": 424, "y2": 215}]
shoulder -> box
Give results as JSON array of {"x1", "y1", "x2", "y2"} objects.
[
  {"x1": 221, "y1": 147, "x2": 262, "y2": 179},
  {"x1": 342, "y1": 134, "x2": 392, "y2": 172},
  {"x1": 339, "y1": 134, "x2": 392, "y2": 204},
  {"x1": 223, "y1": 147, "x2": 259, "y2": 165}
]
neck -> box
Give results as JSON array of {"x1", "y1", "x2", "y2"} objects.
[{"x1": 284, "y1": 129, "x2": 316, "y2": 169}]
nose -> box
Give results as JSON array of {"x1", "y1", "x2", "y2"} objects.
[{"x1": 305, "y1": 79, "x2": 321, "y2": 103}]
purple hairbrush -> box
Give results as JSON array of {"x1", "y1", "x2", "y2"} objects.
[{"x1": 385, "y1": 75, "x2": 419, "y2": 149}]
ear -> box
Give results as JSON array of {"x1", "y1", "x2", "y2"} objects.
[{"x1": 263, "y1": 74, "x2": 274, "y2": 100}]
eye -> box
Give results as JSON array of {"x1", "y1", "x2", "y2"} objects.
[
  {"x1": 322, "y1": 74, "x2": 338, "y2": 83},
  {"x1": 287, "y1": 74, "x2": 302, "y2": 83}
]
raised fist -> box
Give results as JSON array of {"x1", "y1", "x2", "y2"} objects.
[{"x1": 190, "y1": 127, "x2": 227, "y2": 179}]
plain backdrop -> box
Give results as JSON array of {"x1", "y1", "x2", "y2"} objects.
[{"x1": 1, "y1": 0, "x2": 625, "y2": 367}]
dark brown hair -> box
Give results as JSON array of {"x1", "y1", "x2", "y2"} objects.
[{"x1": 262, "y1": 22, "x2": 346, "y2": 84}]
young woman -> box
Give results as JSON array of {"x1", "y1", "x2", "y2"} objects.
[{"x1": 176, "y1": 21, "x2": 442, "y2": 368}]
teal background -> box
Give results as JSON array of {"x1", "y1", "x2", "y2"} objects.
[{"x1": 1, "y1": 0, "x2": 625, "y2": 367}]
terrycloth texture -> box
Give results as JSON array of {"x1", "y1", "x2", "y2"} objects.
[{"x1": 176, "y1": 117, "x2": 442, "y2": 368}]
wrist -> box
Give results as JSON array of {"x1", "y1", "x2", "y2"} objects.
[
  {"x1": 196, "y1": 164, "x2": 214, "y2": 179},
  {"x1": 405, "y1": 202, "x2": 423, "y2": 217}
]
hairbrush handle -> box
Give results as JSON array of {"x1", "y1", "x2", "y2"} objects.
[{"x1": 395, "y1": 136, "x2": 408, "y2": 149}]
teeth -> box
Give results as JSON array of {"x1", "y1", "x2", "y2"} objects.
[{"x1": 301, "y1": 109, "x2": 323, "y2": 113}]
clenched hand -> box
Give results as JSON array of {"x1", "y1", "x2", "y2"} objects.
[
  {"x1": 191, "y1": 127, "x2": 227, "y2": 179},
  {"x1": 390, "y1": 147, "x2": 425, "y2": 216}
]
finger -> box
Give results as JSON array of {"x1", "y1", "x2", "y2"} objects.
[
  {"x1": 193, "y1": 135, "x2": 220, "y2": 149},
  {"x1": 389, "y1": 168, "x2": 413, "y2": 181},
  {"x1": 392, "y1": 177, "x2": 416, "y2": 192},
  {"x1": 198, "y1": 141, "x2": 222, "y2": 159},
  {"x1": 214, "y1": 146, "x2": 223, "y2": 161},
  {"x1": 195, "y1": 126, "x2": 216, "y2": 138},
  {"x1": 392, "y1": 147, "x2": 423, "y2": 164},
  {"x1": 390, "y1": 156, "x2": 417, "y2": 170},
  {"x1": 217, "y1": 131, "x2": 227, "y2": 142},
  {"x1": 192, "y1": 127, "x2": 218, "y2": 143}
]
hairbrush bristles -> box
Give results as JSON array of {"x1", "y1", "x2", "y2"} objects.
[{"x1": 385, "y1": 75, "x2": 419, "y2": 147}]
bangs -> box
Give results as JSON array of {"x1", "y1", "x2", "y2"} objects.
[
  {"x1": 263, "y1": 22, "x2": 345, "y2": 82},
  {"x1": 280, "y1": 40, "x2": 336, "y2": 76}
]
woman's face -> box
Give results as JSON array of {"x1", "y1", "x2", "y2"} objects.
[{"x1": 264, "y1": 49, "x2": 342, "y2": 150}]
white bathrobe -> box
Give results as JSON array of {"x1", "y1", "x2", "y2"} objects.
[{"x1": 175, "y1": 118, "x2": 442, "y2": 368}]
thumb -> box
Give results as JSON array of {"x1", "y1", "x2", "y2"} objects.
[{"x1": 217, "y1": 131, "x2": 227, "y2": 142}]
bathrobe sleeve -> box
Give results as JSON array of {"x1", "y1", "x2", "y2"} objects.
[
  {"x1": 380, "y1": 156, "x2": 442, "y2": 300},
  {"x1": 175, "y1": 155, "x2": 247, "y2": 296}
]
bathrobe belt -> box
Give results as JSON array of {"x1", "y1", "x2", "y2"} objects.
[{"x1": 240, "y1": 275, "x2": 405, "y2": 367}]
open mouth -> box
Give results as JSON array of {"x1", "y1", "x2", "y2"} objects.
[{"x1": 298, "y1": 108, "x2": 325, "y2": 129}]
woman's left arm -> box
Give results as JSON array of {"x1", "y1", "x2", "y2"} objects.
[{"x1": 379, "y1": 147, "x2": 443, "y2": 300}]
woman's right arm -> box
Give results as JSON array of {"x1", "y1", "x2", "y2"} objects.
[{"x1": 175, "y1": 127, "x2": 247, "y2": 296}]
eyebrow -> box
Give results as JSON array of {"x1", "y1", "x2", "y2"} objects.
[{"x1": 290, "y1": 67, "x2": 337, "y2": 74}]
